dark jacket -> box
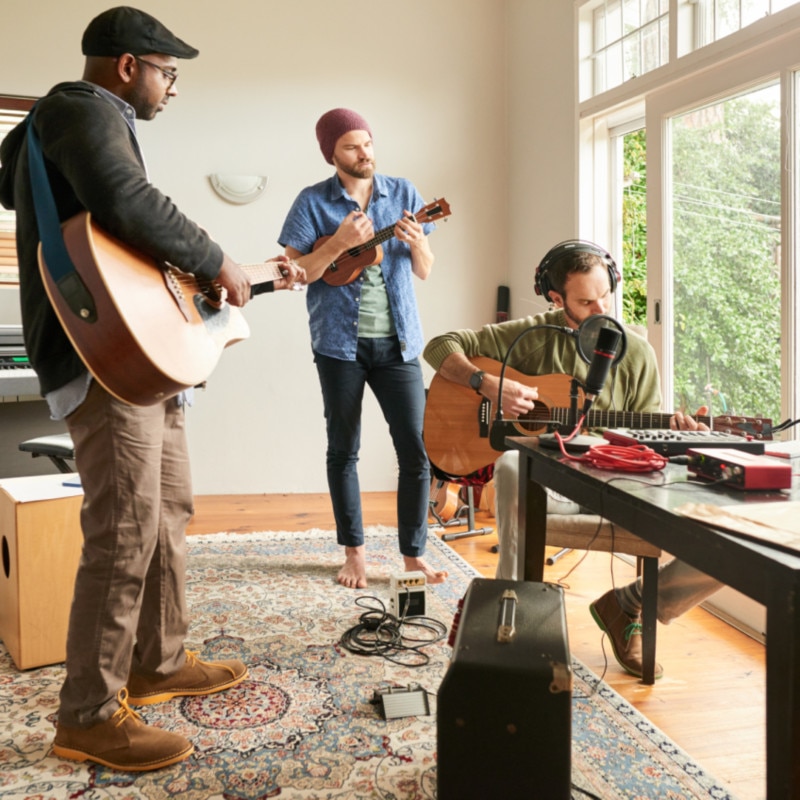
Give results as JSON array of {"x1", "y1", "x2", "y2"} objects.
[{"x1": 0, "y1": 81, "x2": 224, "y2": 395}]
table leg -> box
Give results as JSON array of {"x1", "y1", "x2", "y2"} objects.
[
  {"x1": 517, "y1": 450, "x2": 547, "y2": 582},
  {"x1": 765, "y1": 583, "x2": 800, "y2": 799},
  {"x1": 640, "y1": 555, "x2": 658, "y2": 685}
]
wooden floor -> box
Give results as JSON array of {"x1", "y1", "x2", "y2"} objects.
[{"x1": 188, "y1": 491, "x2": 766, "y2": 800}]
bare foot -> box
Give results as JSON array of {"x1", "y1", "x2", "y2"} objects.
[
  {"x1": 338, "y1": 546, "x2": 368, "y2": 589},
  {"x1": 403, "y1": 556, "x2": 448, "y2": 585}
]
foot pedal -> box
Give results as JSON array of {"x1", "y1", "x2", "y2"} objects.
[{"x1": 390, "y1": 572, "x2": 426, "y2": 617}]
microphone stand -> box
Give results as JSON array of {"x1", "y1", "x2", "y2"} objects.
[
  {"x1": 490, "y1": 315, "x2": 626, "y2": 454},
  {"x1": 568, "y1": 378, "x2": 580, "y2": 429},
  {"x1": 537, "y1": 379, "x2": 598, "y2": 452},
  {"x1": 489, "y1": 324, "x2": 577, "y2": 453}
]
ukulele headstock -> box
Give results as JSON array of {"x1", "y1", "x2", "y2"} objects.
[{"x1": 417, "y1": 197, "x2": 452, "y2": 224}]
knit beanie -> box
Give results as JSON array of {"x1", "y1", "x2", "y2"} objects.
[{"x1": 315, "y1": 108, "x2": 372, "y2": 165}]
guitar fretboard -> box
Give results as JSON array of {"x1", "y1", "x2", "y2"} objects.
[{"x1": 241, "y1": 262, "x2": 284, "y2": 283}]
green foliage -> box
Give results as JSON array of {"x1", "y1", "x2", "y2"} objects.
[
  {"x1": 622, "y1": 129, "x2": 648, "y2": 327},
  {"x1": 671, "y1": 96, "x2": 780, "y2": 419},
  {"x1": 621, "y1": 95, "x2": 781, "y2": 420}
]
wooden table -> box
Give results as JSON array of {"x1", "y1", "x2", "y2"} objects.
[{"x1": 510, "y1": 436, "x2": 800, "y2": 800}]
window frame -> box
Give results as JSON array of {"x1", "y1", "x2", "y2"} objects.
[
  {"x1": 0, "y1": 94, "x2": 36, "y2": 284},
  {"x1": 579, "y1": 3, "x2": 800, "y2": 427}
]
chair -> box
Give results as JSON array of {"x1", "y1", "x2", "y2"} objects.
[
  {"x1": 18, "y1": 432, "x2": 76, "y2": 474},
  {"x1": 544, "y1": 513, "x2": 661, "y2": 566}
]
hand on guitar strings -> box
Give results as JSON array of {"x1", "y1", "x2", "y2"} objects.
[
  {"x1": 394, "y1": 210, "x2": 424, "y2": 246},
  {"x1": 216, "y1": 254, "x2": 253, "y2": 306},
  {"x1": 670, "y1": 405, "x2": 710, "y2": 432},
  {"x1": 270, "y1": 254, "x2": 306, "y2": 292}
]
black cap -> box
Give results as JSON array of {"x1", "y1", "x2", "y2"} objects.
[{"x1": 81, "y1": 6, "x2": 199, "y2": 59}]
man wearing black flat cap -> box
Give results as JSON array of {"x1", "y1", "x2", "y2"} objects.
[{"x1": 0, "y1": 6, "x2": 303, "y2": 772}]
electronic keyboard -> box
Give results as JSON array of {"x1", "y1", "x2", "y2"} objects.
[{"x1": 603, "y1": 428, "x2": 766, "y2": 456}]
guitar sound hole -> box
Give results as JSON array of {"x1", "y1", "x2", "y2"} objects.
[{"x1": 515, "y1": 401, "x2": 552, "y2": 433}]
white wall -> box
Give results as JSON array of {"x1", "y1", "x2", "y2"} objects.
[{"x1": 1, "y1": 0, "x2": 578, "y2": 495}]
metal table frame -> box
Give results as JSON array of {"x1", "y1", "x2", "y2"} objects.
[{"x1": 511, "y1": 436, "x2": 800, "y2": 799}]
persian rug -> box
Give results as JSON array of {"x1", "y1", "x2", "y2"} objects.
[{"x1": 1, "y1": 526, "x2": 737, "y2": 800}]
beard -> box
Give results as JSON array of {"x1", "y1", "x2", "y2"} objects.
[
  {"x1": 124, "y1": 82, "x2": 162, "y2": 121},
  {"x1": 560, "y1": 301, "x2": 585, "y2": 329},
  {"x1": 335, "y1": 158, "x2": 375, "y2": 179}
]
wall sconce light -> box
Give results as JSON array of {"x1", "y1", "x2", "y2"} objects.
[{"x1": 207, "y1": 173, "x2": 268, "y2": 204}]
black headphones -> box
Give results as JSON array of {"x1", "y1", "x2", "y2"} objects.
[{"x1": 534, "y1": 239, "x2": 621, "y2": 298}]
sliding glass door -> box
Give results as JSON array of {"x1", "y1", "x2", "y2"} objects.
[{"x1": 669, "y1": 83, "x2": 781, "y2": 422}]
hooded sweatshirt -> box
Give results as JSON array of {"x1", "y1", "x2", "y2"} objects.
[{"x1": 0, "y1": 81, "x2": 223, "y2": 395}]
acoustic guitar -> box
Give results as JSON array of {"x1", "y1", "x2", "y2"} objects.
[
  {"x1": 315, "y1": 197, "x2": 451, "y2": 286},
  {"x1": 38, "y1": 211, "x2": 284, "y2": 406},
  {"x1": 429, "y1": 478, "x2": 461, "y2": 523},
  {"x1": 423, "y1": 356, "x2": 774, "y2": 477}
]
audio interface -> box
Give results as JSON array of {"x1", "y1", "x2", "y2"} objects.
[{"x1": 686, "y1": 447, "x2": 792, "y2": 490}]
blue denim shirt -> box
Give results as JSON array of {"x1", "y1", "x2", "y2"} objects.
[{"x1": 279, "y1": 173, "x2": 433, "y2": 362}]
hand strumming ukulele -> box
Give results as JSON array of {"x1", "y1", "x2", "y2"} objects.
[{"x1": 315, "y1": 197, "x2": 451, "y2": 286}]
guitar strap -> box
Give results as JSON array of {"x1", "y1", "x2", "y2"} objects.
[{"x1": 24, "y1": 108, "x2": 97, "y2": 322}]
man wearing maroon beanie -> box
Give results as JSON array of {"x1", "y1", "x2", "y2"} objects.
[{"x1": 279, "y1": 109, "x2": 447, "y2": 589}]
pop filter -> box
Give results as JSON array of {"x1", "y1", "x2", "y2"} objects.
[{"x1": 575, "y1": 314, "x2": 626, "y2": 367}]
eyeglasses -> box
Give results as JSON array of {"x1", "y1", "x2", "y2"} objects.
[{"x1": 135, "y1": 56, "x2": 178, "y2": 88}]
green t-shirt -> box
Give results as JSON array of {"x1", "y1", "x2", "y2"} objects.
[{"x1": 357, "y1": 265, "x2": 397, "y2": 338}]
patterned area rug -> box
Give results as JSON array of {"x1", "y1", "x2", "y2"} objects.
[{"x1": 1, "y1": 527, "x2": 737, "y2": 800}]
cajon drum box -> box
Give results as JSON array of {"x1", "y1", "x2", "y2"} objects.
[{"x1": 0, "y1": 474, "x2": 83, "y2": 669}]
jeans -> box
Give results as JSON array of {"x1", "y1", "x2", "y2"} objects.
[
  {"x1": 314, "y1": 337, "x2": 430, "y2": 557},
  {"x1": 58, "y1": 380, "x2": 193, "y2": 728}
]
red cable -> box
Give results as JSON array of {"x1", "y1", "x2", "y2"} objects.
[
  {"x1": 551, "y1": 419, "x2": 668, "y2": 473},
  {"x1": 576, "y1": 443, "x2": 667, "y2": 472}
]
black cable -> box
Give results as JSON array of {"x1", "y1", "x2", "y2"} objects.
[{"x1": 339, "y1": 595, "x2": 448, "y2": 667}]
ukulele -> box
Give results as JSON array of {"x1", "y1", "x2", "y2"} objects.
[{"x1": 315, "y1": 198, "x2": 451, "y2": 286}]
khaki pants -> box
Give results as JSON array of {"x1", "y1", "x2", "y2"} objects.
[{"x1": 58, "y1": 381, "x2": 193, "y2": 728}]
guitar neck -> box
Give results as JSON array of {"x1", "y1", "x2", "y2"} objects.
[
  {"x1": 358, "y1": 223, "x2": 399, "y2": 252},
  {"x1": 582, "y1": 409, "x2": 710, "y2": 429},
  {"x1": 350, "y1": 208, "x2": 430, "y2": 255},
  {"x1": 240, "y1": 261, "x2": 284, "y2": 286}
]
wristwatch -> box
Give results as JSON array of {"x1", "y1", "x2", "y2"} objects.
[{"x1": 469, "y1": 370, "x2": 485, "y2": 394}]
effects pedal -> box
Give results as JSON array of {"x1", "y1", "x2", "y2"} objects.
[
  {"x1": 390, "y1": 571, "x2": 426, "y2": 617},
  {"x1": 372, "y1": 683, "x2": 430, "y2": 719},
  {"x1": 687, "y1": 447, "x2": 792, "y2": 490}
]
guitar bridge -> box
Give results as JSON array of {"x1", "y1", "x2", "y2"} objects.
[{"x1": 163, "y1": 266, "x2": 191, "y2": 322}]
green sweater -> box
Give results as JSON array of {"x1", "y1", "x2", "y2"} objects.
[{"x1": 423, "y1": 308, "x2": 662, "y2": 414}]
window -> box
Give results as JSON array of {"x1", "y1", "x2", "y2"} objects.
[
  {"x1": 0, "y1": 95, "x2": 35, "y2": 283},
  {"x1": 582, "y1": 11, "x2": 800, "y2": 426},
  {"x1": 692, "y1": 0, "x2": 800, "y2": 48},
  {"x1": 669, "y1": 83, "x2": 781, "y2": 420},
  {"x1": 580, "y1": 0, "x2": 800, "y2": 101},
  {"x1": 584, "y1": 0, "x2": 670, "y2": 97}
]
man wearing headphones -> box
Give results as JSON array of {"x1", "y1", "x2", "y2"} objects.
[{"x1": 424, "y1": 241, "x2": 722, "y2": 679}]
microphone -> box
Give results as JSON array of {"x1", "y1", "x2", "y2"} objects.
[{"x1": 582, "y1": 326, "x2": 622, "y2": 415}]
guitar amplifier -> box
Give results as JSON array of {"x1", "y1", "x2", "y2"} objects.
[{"x1": 437, "y1": 579, "x2": 572, "y2": 800}]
